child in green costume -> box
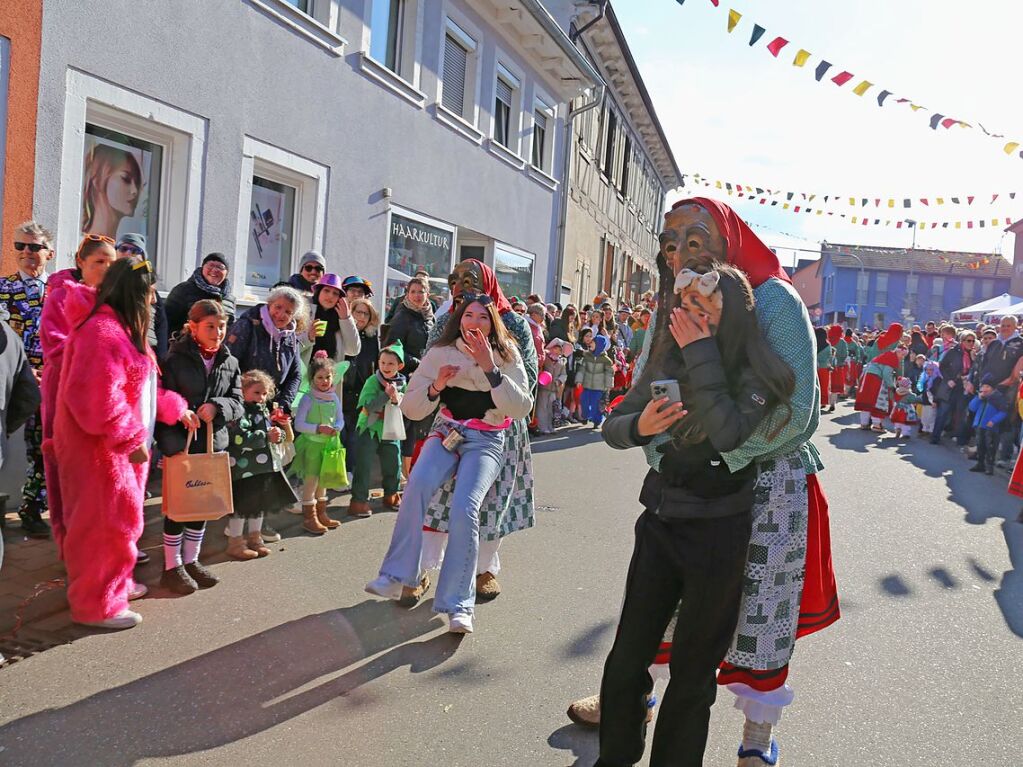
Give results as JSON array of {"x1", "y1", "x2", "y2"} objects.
[
  {"x1": 349, "y1": 342, "x2": 407, "y2": 518},
  {"x1": 291, "y1": 350, "x2": 347, "y2": 534}
]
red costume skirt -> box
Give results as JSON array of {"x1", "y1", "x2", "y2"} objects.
[
  {"x1": 1009, "y1": 452, "x2": 1023, "y2": 497},
  {"x1": 854, "y1": 372, "x2": 889, "y2": 418},
  {"x1": 830, "y1": 365, "x2": 847, "y2": 394},
  {"x1": 718, "y1": 473, "x2": 840, "y2": 691},
  {"x1": 817, "y1": 369, "x2": 831, "y2": 407}
]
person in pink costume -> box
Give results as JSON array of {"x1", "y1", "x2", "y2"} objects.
[
  {"x1": 53, "y1": 258, "x2": 194, "y2": 629},
  {"x1": 39, "y1": 237, "x2": 120, "y2": 556}
]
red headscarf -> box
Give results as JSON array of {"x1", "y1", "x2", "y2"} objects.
[
  {"x1": 827, "y1": 325, "x2": 844, "y2": 345},
  {"x1": 877, "y1": 322, "x2": 903, "y2": 351},
  {"x1": 670, "y1": 197, "x2": 791, "y2": 288},
  {"x1": 461, "y1": 258, "x2": 512, "y2": 315}
]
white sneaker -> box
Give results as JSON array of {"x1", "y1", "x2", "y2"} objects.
[
  {"x1": 364, "y1": 576, "x2": 403, "y2": 600},
  {"x1": 448, "y1": 611, "x2": 474, "y2": 634},
  {"x1": 77, "y1": 609, "x2": 143, "y2": 630},
  {"x1": 128, "y1": 583, "x2": 148, "y2": 600}
]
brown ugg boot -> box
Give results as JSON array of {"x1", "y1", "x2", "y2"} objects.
[
  {"x1": 382, "y1": 493, "x2": 401, "y2": 510},
  {"x1": 227, "y1": 535, "x2": 258, "y2": 561},
  {"x1": 245, "y1": 531, "x2": 271, "y2": 557},
  {"x1": 302, "y1": 502, "x2": 327, "y2": 535},
  {"x1": 349, "y1": 500, "x2": 372, "y2": 518},
  {"x1": 315, "y1": 498, "x2": 340, "y2": 529}
]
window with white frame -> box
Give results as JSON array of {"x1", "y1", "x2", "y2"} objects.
[
  {"x1": 235, "y1": 137, "x2": 328, "y2": 294},
  {"x1": 493, "y1": 64, "x2": 520, "y2": 151},
  {"x1": 369, "y1": 0, "x2": 417, "y2": 82},
  {"x1": 57, "y1": 71, "x2": 206, "y2": 285},
  {"x1": 602, "y1": 107, "x2": 617, "y2": 179},
  {"x1": 441, "y1": 20, "x2": 477, "y2": 122},
  {"x1": 494, "y1": 244, "x2": 534, "y2": 298},
  {"x1": 532, "y1": 99, "x2": 554, "y2": 172}
]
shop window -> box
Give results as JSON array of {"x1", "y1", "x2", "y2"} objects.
[
  {"x1": 235, "y1": 136, "x2": 328, "y2": 295},
  {"x1": 246, "y1": 176, "x2": 297, "y2": 289},
  {"x1": 386, "y1": 210, "x2": 455, "y2": 311},
  {"x1": 81, "y1": 124, "x2": 164, "y2": 269},
  {"x1": 494, "y1": 245, "x2": 534, "y2": 298}
]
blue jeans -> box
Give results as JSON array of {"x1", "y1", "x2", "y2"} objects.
[
  {"x1": 378, "y1": 426, "x2": 505, "y2": 615},
  {"x1": 580, "y1": 388, "x2": 605, "y2": 426}
]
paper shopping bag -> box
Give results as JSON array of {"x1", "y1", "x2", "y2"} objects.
[
  {"x1": 382, "y1": 401, "x2": 406, "y2": 441},
  {"x1": 162, "y1": 429, "x2": 235, "y2": 523}
]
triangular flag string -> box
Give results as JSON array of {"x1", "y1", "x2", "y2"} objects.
[{"x1": 675, "y1": 3, "x2": 1023, "y2": 162}]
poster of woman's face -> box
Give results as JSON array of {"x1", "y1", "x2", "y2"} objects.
[{"x1": 80, "y1": 130, "x2": 159, "y2": 248}]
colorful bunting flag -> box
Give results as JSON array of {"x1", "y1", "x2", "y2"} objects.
[
  {"x1": 814, "y1": 61, "x2": 832, "y2": 81},
  {"x1": 749, "y1": 24, "x2": 766, "y2": 46},
  {"x1": 766, "y1": 37, "x2": 789, "y2": 57},
  {"x1": 832, "y1": 71, "x2": 854, "y2": 87},
  {"x1": 727, "y1": 9, "x2": 741, "y2": 32},
  {"x1": 852, "y1": 80, "x2": 873, "y2": 96},
  {"x1": 793, "y1": 49, "x2": 811, "y2": 67}
]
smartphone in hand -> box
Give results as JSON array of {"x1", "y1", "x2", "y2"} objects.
[{"x1": 650, "y1": 379, "x2": 682, "y2": 405}]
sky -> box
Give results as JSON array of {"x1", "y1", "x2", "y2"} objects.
[{"x1": 612, "y1": 0, "x2": 1023, "y2": 270}]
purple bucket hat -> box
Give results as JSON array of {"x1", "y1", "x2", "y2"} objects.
[{"x1": 313, "y1": 273, "x2": 345, "y2": 294}]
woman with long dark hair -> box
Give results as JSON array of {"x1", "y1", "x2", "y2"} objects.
[
  {"x1": 595, "y1": 264, "x2": 795, "y2": 767},
  {"x1": 365, "y1": 296, "x2": 532, "y2": 634},
  {"x1": 54, "y1": 258, "x2": 197, "y2": 629}
]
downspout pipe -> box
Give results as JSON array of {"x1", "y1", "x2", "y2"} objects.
[
  {"x1": 570, "y1": 0, "x2": 609, "y2": 43},
  {"x1": 552, "y1": 75, "x2": 605, "y2": 301}
]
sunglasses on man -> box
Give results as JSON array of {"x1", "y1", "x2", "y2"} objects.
[
  {"x1": 302, "y1": 264, "x2": 325, "y2": 273},
  {"x1": 116, "y1": 244, "x2": 145, "y2": 256},
  {"x1": 13, "y1": 242, "x2": 50, "y2": 253}
]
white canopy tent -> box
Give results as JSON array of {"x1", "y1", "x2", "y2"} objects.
[
  {"x1": 950, "y1": 294, "x2": 1023, "y2": 323},
  {"x1": 983, "y1": 300, "x2": 1023, "y2": 322}
]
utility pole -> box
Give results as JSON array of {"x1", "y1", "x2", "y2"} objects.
[{"x1": 905, "y1": 219, "x2": 918, "y2": 321}]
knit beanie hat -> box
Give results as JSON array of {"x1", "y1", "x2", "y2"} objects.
[
  {"x1": 202, "y1": 252, "x2": 228, "y2": 268},
  {"x1": 300, "y1": 250, "x2": 327, "y2": 269}
]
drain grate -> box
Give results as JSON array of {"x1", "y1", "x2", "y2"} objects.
[{"x1": 0, "y1": 627, "x2": 75, "y2": 667}]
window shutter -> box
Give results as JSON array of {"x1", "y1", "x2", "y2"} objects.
[
  {"x1": 443, "y1": 34, "x2": 468, "y2": 117},
  {"x1": 496, "y1": 77, "x2": 513, "y2": 106}
]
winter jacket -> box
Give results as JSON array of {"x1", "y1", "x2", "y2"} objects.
[
  {"x1": 342, "y1": 329, "x2": 380, "y2": 415},
  {"x1": 968, "y1": 391, "x2": 1009, "y2": 431},
  {"x1": 155, "y1": 336, "x2": 244, "y2": 456},
  {"x1": 578, "y1": 349, "x2": 614, "y2": 391},
  {"x1": 937, "y1": 343, "x2": 972, "y2": 399},
  {"x1": 149, "y1": 292, "x2": 169, "y2": 362},
  {"x1": 603, "y1": 336, "x2": 777, "y2": 518},
  {"x1": 226, "y1": 305, "x2": 302, "y2": 412},
  {"x1": 164, "y1": 268, "x2": 237, "y2": 337},
  {"x1": 383, "y1": 302, "x2": 434, "y2": 375},
  {"x1": 977, "y1": 334, "x2": 1023, "y2": 390}
]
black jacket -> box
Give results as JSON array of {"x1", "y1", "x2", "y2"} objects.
[
  {"x1": 977, "y1": 335, "x2": 1023, "y2": 390},
  {"x1": 937, "y1": 343, "x2": 972, "y2": 400},
  {"x1": 155, "y1": 336, "x2": 243, "y2": 456},
  {"x1": 383, "y1": 303, "x2": 434, "y2": 375},
  {"x1": 164, "y1": 269, "x2": 237, "y2": 338},
  {"x1": 343, "y1": 329, "x2": 380, "y2": 415},
  {"x1": 0, "y1": 323, "x2": 40, "y2": 471},
  {"x1": 603, "y1": 337, "x2": 777, "y2": 518}
]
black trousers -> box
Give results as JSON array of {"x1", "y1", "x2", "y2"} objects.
[
  {"x1": 975, "y1": 428, "x2": 999, "y2": 471},
  {"x1": 596, "y1": 508, "x2": 752, "y2": 767}
]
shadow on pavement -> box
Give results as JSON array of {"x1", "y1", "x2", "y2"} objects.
[
  {"x1": 0, "y1": 600, "x2": 459, "y2": 765},
  {"x1": 560, "y1": 619, "x2": 614, "y2": 660},
  {"x1": 833, "y1": 410, "x2": 1023, "y2": 638},
  {"x1": 549, "y1": 722, "x2": 599, "y2": 767}
]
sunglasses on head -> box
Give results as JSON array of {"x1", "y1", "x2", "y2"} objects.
[
  {"x1": 117, "y1": 244, "x2": 144, "y2": 256},
  {"x1": 458, "y1": 292, "x2": 493, "y2": 307},
  {"x1": 302, "y1": 264, "x2": 325, "y2": 273},
  {"x1": 75, "y1": 234, "x2": 116, "y2": 259},
  {"x1": 14, "y1": 241, "x2": 50, "y2": 253}
]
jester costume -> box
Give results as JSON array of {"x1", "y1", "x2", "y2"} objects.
[
  {"x1": 829, "y1": 325, "x2": 849, "y2": 398},
  {"x1": 0, "y1": 271, "x2": 48, "y2": 528}
]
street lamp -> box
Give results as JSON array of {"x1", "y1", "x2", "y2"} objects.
[{"x1": 904, "y1": 219, "x2": 917, "y2": 321}]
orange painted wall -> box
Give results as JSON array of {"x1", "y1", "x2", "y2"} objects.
[{"x1": 0, "y1": 0, "x2": 43, "y2": 276}]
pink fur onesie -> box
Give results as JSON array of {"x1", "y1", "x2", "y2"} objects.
[
  {"x1": 53, "y1": 303, "x2": 185, "y2": 623},
  {"x1": 39, "y1": 271, "x2": 92, "y2": 555}
]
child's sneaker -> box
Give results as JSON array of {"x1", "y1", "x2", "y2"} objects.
[
  {"x1": 161, "y1": 565, "x2": 198, "y2": 595},
  {"x1": 76, "y1": 609, "x2": 143, "y2": 630},
  {"x1": 184, "y1": 561, "x2": 219, "y2": 589},
  {"x1": 365, "y1": 576, "x2": 403, "y2": 599}
]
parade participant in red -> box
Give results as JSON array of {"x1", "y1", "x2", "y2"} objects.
[
  {"x1": 854, "y1": 323, "x2": 904, "y2": 432},
  {"x1": 828, "y1": 324, "x2": 848, "y2": 411},
  {"x1": 815, "y1": 327, "x2": 832, "y2": 411}
]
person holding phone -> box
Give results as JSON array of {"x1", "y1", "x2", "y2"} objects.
[{"x1": 593, "y1": 263, "x2": 796, "y2": 767}]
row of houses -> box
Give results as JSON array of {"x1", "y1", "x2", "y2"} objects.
[
  {"x1": 790, "y1": 243, "x2": 1014, "y2": 328},
  {"x1": 0, "y1": 0, "x2": 681, "y2": 313}
]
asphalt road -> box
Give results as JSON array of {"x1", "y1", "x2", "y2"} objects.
[{"x1": 0, "y1": 402, "x2": 1020, "y2": 767}]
